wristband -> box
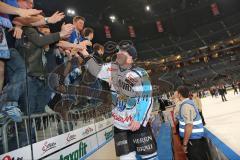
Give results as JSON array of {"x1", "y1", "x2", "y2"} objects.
[{"x1": 44, "y1": 17, "x2": 49, "y2": 24}]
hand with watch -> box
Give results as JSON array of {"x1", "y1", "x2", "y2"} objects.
[{"x1": 45, "y1": 11, "x2": 65, "y2": 24}]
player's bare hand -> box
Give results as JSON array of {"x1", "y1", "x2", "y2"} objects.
[{"x1": 129, "y1": 120, "x2": 141, "y2": 132}]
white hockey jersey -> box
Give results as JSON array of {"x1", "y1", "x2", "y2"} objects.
[{"x1": 85, "y1": 58, "x2": 153, "y2": 130}]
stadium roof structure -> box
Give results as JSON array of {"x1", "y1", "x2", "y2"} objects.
[{"x1": 36, "y1": 0, "x2": 240, "y2": 60}]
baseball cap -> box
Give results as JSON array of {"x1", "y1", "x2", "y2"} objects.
[{"x1": 120, "y1": 45, "x2": 138, "y2": 60}]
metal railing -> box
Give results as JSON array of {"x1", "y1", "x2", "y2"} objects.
[
  {"x1": 1, "y1": 113, "x2": 59, "y2": 153},
  {"x1": 0, "y1": 104, "x2": 112, "y2": 154},
  {"x1": 1, "y1": 97, "x2": 167, "y2": 155}
]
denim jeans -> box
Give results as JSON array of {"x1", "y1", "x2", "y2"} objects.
[
  {"x1": 0, "y1": 48, "x2": 26, "y2": 110},
  {"x1": 25, "y1": 77, "x2": 52, "y2": 114},
  {"x1": 0, "y1": 48, "x2": 51, "y2": 114}
]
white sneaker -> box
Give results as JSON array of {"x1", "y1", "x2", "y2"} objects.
[
  {"x1": 2, "y1": 106, "x2": 22, "y2": 122},
  {"x1": 45, "y1": 105, "x2": 56, "y2": 114}
]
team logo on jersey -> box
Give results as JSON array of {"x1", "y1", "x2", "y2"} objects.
[
  {"x1": 112, "y1": 113, "x2": 133, "y2": 123},
  {"x1": 118, "y1": 79, "x2": 133, "y2": 92},
  {"x1": 126, "y1": 74, "x2": 138, "y2": 87}
]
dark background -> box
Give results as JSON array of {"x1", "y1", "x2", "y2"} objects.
[{"x1": 35, "y1": 0, "x2": 240, "y2": 59}]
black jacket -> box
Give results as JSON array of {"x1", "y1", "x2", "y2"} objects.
[
  {"x1": 218, "y1": 88, "x2": 225, "y2": 95},
  {"x1": 17, "y1": 27, "x2": 61, "y2": 77}
]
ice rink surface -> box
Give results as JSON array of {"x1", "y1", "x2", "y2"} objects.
[
  {"x1": 87, "y1": 90, "x2": 240, "y2": 159},
  {"x1": 202, "y1": 90, "x2": 240, "y2": 156}
]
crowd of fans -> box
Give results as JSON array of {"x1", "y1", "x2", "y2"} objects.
[
  {"x1": 0, "y1": 0, "x2": 109, "y2": 125},
  {"x1": 0, "y1": 1, "x2": 115, "y2": 154}
]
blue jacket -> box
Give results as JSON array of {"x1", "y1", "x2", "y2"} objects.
[{"x1": 68, "y1": 29, "x2": 83, "y2": 44}]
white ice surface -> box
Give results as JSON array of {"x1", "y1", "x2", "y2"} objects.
[{"x1": 202, "y1": 90, "x2": 240, "y2": 155}]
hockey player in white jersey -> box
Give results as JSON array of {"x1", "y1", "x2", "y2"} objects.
[{"x1": 80, "y1": 45, "x2": 158, "y2": 160}]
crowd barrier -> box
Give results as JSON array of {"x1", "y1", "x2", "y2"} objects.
[{"x1": 0, "y1": 103, "x2": 113, "y2": 160}]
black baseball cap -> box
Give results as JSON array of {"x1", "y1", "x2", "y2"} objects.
[{"x1": 120, "y1": 45, "x2": 138, "y2": 60}]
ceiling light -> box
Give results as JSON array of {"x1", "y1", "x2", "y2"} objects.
[
  {"x1": 110, "y1": 16, "x2": 116, "y2": 20},
  {"x1": 145, "y1": 5, "x2": 150, "y2": 11},
  {"x1": 67, "y1": 9, "x2": 76, "y2": 16},
  {"x1": 109, "y1": 15, "x2": 116, "y2": 22}
]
